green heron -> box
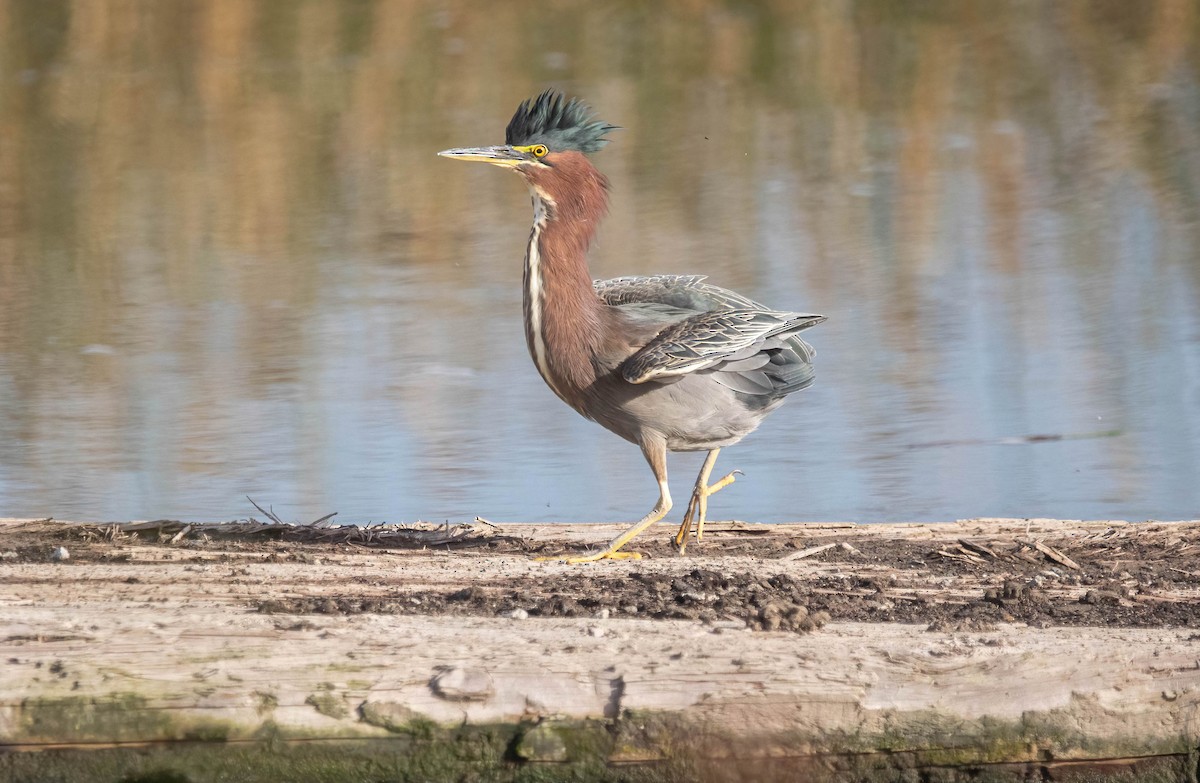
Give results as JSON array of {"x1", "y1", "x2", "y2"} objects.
[{"x1": 440, "y1": 91, "x2": 824, "y2": 562}]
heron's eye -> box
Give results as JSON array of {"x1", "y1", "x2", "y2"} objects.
[{"x1": 531, "y1": 144, "x2": 549, "y2": 158}]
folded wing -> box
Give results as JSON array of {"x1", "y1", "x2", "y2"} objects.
[
  {"x1": 621, "y1": 309, "x2": 824, "y2": 389},
  {"x1": 594, "y1": 274, "x2": 824, "y2": 398}
]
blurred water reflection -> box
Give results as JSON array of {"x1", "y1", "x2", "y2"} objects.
[{"x1": 1, "y1": 1, "x2": 1197, "y2": 524}]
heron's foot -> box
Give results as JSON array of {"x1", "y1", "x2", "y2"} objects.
[
  {"x1": 535, "y1": 549, "x2": 644, "y2": 564},
  {"x1": 674, "y1": 470, "x2": 742, "y2": 553},
  {"x1": 537, "y1": 494, "x2": 671, "y2": 565}
]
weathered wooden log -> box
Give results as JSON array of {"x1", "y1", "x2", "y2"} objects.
[{"x1": 1, "y1": 518, "x2": 1197, "y2": 782}]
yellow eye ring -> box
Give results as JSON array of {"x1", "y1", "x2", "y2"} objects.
[{"x1": 531, "y1": 144, "x2": 548, "y2": 158}]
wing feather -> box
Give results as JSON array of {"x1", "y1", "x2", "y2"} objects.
[{"x1": 622, "y1": 310, "x2": 825, "y2": 384}]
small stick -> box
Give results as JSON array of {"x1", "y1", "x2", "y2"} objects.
[
  {"x1": 781, "y1": 542, "x2": 837, "y2": 561},
  {"x1": 307, "y1": 512, "x2": 338, "y2": 528},
  {"x1": 937, "y1": 549, "x2": 984, "y2": 565}
]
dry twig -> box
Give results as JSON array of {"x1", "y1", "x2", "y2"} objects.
[{"x1": 247, "y1": 497, "x2": 286, "y2": 525}]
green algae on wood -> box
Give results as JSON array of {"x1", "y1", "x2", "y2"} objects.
[
  {"x1": 4, "y1": 698, "x2": 1198, "y2": 782},
  {"x1": 19, "y1": 695, "x2": 179, "y2": 744},
  {"x1": 357, "y1": 700, "x2": 437, "y2": 736},
  {"x1": 0, "y1": 737, "x2": 1194, "y2": 783},
  {"x1": 304, "y1": 691, "x2": 350, "y2": 720}
]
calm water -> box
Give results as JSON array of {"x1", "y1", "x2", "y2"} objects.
[{"x1": 1, "y1": 1, "x2": 1198, "y2": 524}]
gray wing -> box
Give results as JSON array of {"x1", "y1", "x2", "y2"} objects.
[
  {"x1": 595, "y1": 274, "x2": 824, "y2": 397},
  {"x1": 622, "y1": 309, "x2": 825, "y2": 393}
]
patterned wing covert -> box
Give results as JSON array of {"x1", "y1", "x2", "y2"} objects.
[{"x1": 594, "y1": 275, "x2": 765, "y2": 312}]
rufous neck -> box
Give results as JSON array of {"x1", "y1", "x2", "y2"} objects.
[{"x1": 522, "y1": 171, "x2": 609, "y2": 402}]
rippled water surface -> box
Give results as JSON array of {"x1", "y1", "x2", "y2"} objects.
[{"x1": 2, "y1": 1, "x2": 1198, "y2": 524}]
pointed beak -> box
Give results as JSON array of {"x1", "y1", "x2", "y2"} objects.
[{"x1": 437, "y1": 145, "x2": 528, "y2": 168}]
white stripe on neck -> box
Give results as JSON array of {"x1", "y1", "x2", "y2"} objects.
[{"x1": 527, "y1": 189, "x2": 564, "y2": 401}]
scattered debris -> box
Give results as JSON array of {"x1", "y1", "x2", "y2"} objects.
[
  {"x1": 68, "y1": 518, "x2": 514, "y2": 550},
  {"x1": 1024, "y1": 539, "x2": 1082, "y2": 570},
  {"x1": 926, "y1": 617, "x2": 998, "y2": 633},
  {"x1": 957, "y1": 539, "x2": 998, "y2": 559},
  {"x1": 907, "y1": 429, "x2": 1121, "y2": 449},
  {"x1": 247, "y1": 497, "x2": 338, "y2": 528}
]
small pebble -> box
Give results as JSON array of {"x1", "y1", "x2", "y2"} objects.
[
  {"x1": 1, "y1": 551, "x2": 17, "y2": 560},
  {"x1": 510, "y1": 608, "x2": 529, "y2": 620},
  {"x1": 50, "y1": 547, "x2": 70, "y2": 562},
  {"x1": 594, "y1": 608, "x2": 610, "y2": 620},
  {"x1": 587, "y1": 625, "x2": 606, "y2": 638}
]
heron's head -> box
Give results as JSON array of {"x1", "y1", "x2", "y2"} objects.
[{"x1": 438, "y1": 90, "x2": 618, "y2": 184}]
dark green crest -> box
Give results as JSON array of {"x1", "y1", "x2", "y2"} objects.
[{"x1": 506, "y1": 90, "x2": 618, "y2": 154}]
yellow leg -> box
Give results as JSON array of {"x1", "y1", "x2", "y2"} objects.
[
  {"x1": 674, "y1": 448, "x2": 740, "y2": 553},
  {"x1": 537, "y1": 440, "x2": 672, "y2": 564}
]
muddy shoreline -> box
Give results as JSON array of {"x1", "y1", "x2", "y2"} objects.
[{"x1": 6, "y1": 516, "x2": 1198, "y2": 630}]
